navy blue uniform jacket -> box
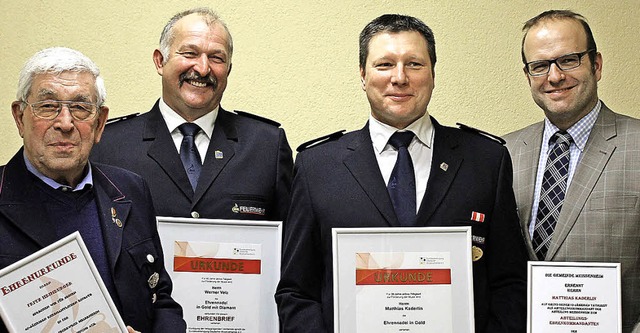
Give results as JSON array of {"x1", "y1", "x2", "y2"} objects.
[
  {"x1": 0, "y1": 150, "x2": 186, "y2": 332},
  {"x1": 91, "y1": 100, "x2": 293, "y2": 221},
  {"x1": 275, "y1": 119, "x2": 528, "y2": 333}
]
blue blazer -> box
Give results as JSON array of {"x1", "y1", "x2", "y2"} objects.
[
  {"x1": 275, "y1": 118, "x2": 528, "y2": 333},
  {"x1": 0, "y1": 150, "x2": 186, "y2": 332},
  {"x1": 91, "y1": 100, "x2": 293, "y2": 221}
]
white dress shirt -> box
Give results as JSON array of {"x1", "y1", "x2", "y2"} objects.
[
  {"x1": 369, "y1": 113, "x2": 434, "y2": 213},
  {"x1": 158, "y1": 98, "x2": 218, "y2": 163}
]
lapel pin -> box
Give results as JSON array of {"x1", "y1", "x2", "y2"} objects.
[
  {"x1": 215, "y1": 150, "x2": 224, "y2": 159},
  {"x1": 110, "y1": 207, "x2": 122, "y2": 227},
  {"x1": 440, "y1": 162, "x2": 448, "y2": 171},
  {"x1": 148, "y1": 272, "x2": 159, "y2": 289}
]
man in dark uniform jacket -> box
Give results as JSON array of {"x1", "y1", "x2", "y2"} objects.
[
  {"x1": 91, "y1": 8, "x2": 293, "y2": 221},
  {"x1": 0, "y1": 47, "x2": 185, "y2": 333},
  {"x1": 275, "y1": 14, "x2": 528, "y2": 333}
]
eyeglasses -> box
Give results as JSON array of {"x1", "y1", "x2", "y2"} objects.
[
  {"x1": 23, "y1": 100, "x2": 98, "y2": 121},
  {"x1": 525, "y1": 49, "x2": 594, "y2": 76}
]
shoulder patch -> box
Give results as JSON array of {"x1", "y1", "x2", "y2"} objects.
[
  {"x1": 106, "y1": 113, "x2": 139, "y2": 125},
  {"x1": 456, "y1": 123, "x2": 506, "y2": 145},
  {"x1": 234, "y1": 110, "x2": 280, "y2": 127},
  {"x1": 296, "y1": 130, "x2": 346, "y2": 152}
]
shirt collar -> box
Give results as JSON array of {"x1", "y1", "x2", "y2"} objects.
[
  {"x1": 158, "y1": 98, "x2": 217, "y2": 139},
  {"x1": 23, "y1": 152, "x2": 93, "y2": 192},
  {"x1": 369, "y1": 113, "x2": 434, "y2": 154},
  {"x1": 543, "y1": 100, "x2": 601, "y2": 151}
]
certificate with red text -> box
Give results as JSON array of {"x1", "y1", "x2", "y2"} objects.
[
  {"x1": 333, "y1": 227, "x2": 474, "y2": 333},
  {"x1": 0, "y1": 232, "x2": 127, "y2": 333},
  {"x1": 157, "y1": 217, "x2": 281, "y2": 333},
  {"x1": 355, "y1": 252, "x2": 452, "y2": 332}
]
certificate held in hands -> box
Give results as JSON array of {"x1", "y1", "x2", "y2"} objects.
[{"x1": 0, "y1": 232, "x2": 127, "y2": 333}]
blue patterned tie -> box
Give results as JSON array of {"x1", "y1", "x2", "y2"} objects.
[
  {"x1": 532, "y1": 131, "x2": 573, "y2": 260},
  {"x1": 178, "y1": 123, "x2": 202, "y2": 191},
  {"x1": 387, "y1": 131, "x2": 416, "y2": 226}
]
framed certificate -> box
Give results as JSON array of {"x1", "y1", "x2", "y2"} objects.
[
  {"x1": 527, "y1": 261, "x2": 621, "y2": 333},
  {"x1": 156, "y1": 217, "x2": 282, "y2": 333},
  {"x1": 0, "y1": 232, "x2": 127, "y2": 333},
  {"x1": 332, "y1": 226, "x2": 474, "y2": 333}
]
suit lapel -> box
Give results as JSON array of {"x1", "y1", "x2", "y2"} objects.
[
  {"x1": 343, "y1": 126, "x2": 399, "y2": 226},
  {"x1": 144, "y1": 104, "x2": 194, "y2": 199},
  {"x1": 509, "y1": 123, "x2": 543, "y2": 259},
  {"x1": 547, "y1": 105, "x2": 616, "y2": 259},
  {"x1": 0, "y1": 151, "x2": 57, "y2": 247},
  {"x1": 92, "y1": 165, "x2": 132, "y2": 270},
  {"x1": 194, "y1": 109, "x2": 236, "y2": 204},
  {"x1": 416, "y1": 121, "x2": 462, "y2": 225}
]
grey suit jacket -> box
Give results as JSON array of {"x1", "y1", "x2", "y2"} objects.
[{"x1": 504, "y1": 102, "x2": 640, "y2": 333}]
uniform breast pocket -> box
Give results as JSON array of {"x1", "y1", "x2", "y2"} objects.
[
  {"x1": 231, "y1": 194, "x2": 268, "y2": 217},
  {"x1": 126, "y1": 239, "x2": 162, "y2": 297}
]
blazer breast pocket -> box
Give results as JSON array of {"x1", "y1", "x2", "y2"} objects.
[{"x1": 588, "y1": 194, "x2": 638, "y2": 211}]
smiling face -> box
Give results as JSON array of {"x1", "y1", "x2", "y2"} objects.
[
  {"x1": 523, "y1": 18, "x2": 602, "y2": 130},
  {"x1": 360, "y1": 31, "x2": 434, "y2": 129},
  {"x1": 11, "y1": 71, "x2": 109, "y2": 186},
  {"x1": 153, "y1": 13, "x2": 231, "y2": 121}
]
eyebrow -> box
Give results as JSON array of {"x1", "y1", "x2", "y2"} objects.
[
  {"x1": 33, "y1": 89, "x2": 93, "y2": 102},
  {"x1": 179, "y1": 44, "x2": 227, "y2": 54}
]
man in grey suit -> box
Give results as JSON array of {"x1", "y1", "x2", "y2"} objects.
[{"x1": 503, "y1": 10, "x2": 640, "y2": 332}]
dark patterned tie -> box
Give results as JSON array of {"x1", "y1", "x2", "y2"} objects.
[
  {"x1": 387, "y1": 131, "x2": 416, "y2": 226},
  {"x1": 532, "y1": 131, "x2": 573, "y2": 260},
  {"x1": 178, "y1": 123, "x2": 202, "y2": 191}
]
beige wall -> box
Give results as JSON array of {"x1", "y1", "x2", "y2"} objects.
[{"x1": 1, "y1": 1, "x2": 638, "y2": 164}]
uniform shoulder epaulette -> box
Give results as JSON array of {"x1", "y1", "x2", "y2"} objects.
[
  {"x1": 106, "y1": 113, "x2": 139, "y2": 125},
  {"x1": 296, "y1": 130, "x2": 346, "y2": 152},
  {"x1": 234, "y1": 110, "x2": 280, "y2": 127},
  {"x1": 456, "y1": 122, "x2": 506, "y2": 145}
]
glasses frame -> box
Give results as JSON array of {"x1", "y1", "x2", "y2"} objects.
[
  {"x1": 524, "y1": 49, "x2": 595, "y2": 77},
  {"x1": 22, "y1": 100, "x2": 99, "y2": 121}
]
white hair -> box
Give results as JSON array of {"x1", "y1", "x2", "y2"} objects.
[{"x1": 16, "y1": 47, "x2": 106, "y2": 106}]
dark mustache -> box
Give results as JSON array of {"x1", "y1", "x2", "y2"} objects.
[{"x1": 179, "y1": 72, "x2": 217, "y2": 89}]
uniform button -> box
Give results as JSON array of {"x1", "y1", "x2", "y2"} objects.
[
  {"x1": 146, "y1": 254, "x2": 155, "y2": 263},
  {"x1": 191, "y1": 211, "x2": 200, "y2": 218}
]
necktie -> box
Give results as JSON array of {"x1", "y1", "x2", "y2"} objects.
[
  {"x1": 178, "y1": 123, "x2": 202, "y2": 191},
  {"x1": 532, "y1": 131, "x2": 573, "y2": 260},
  {"x1": 387, "y1": 131, "x2": 416, "y2": 226}
]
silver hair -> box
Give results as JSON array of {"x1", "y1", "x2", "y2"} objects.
[
  {"x1": 158, "y1": 7, "x2": 233, "y2": 64},
  {"x1": 16, "y1": 47, "x2": 106, "y2": 107}
]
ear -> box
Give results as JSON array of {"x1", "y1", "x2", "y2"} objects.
[
  {"x1": 359, "y1": 67, "x2": 366, "y2": 91},
  {"x1": 593, "y1": 52, "x2": 603, "y2": 82},
  {"x1": 93, "y1": 105, "x2": 110, "y2": 144},
  {"x1": 227, "y1": 62, "x2": 233, "y2": 76},
  {"x1": 11, "y1": 101, "x2": 26, "y2": 138},
  {"x1": 153, "y1": 49, "x2": 165, "y2": 76}
]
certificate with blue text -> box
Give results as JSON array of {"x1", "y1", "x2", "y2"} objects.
[
  {"x1": 332, "y1": 227, "x2": 474, "y2": 333},
  {"x1": 0, "y1": 232, "x2": 127, "y2": 333},
  {"x1": 157, "y1": 217, "x2": 281, "y2": 333}
]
